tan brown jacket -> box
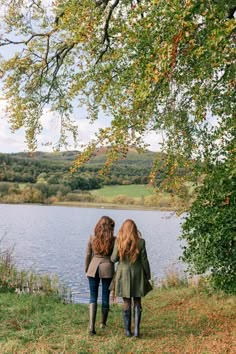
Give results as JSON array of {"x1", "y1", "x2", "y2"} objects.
[{"x1": 85, "y1": 236, "x2": 115, "y2": 278}]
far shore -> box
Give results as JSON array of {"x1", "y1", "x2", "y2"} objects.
[
  {"x1": 0, "y1": 201, "x2": 179, "y2": 212},
  {"x1": 52, "y1": 201, "x2": 178, "y2": 211}
]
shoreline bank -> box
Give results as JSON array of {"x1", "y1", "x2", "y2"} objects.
[
  {"x1": 0, "y1": 201, "x2": 179, "y2": 212},
  {"x1": 52, "y1": 201, "x2": 179, "y2": 211}
]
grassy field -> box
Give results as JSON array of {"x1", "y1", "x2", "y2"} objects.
[
  {"x1": 18, "y1": 183, "x2": 27, "y2": 190},
  {"x1": 91, "y1": 184, "x2": 155, "y2": 200},
  {"x1": 0, "y1": 286, "x2": 235, "y2": 353},
  {"x1": 89, "y1": 184, "x2": 183, "y2": 210},
  {"x1": 0, "y1": 182, "x2": 190, "y2": 210}
]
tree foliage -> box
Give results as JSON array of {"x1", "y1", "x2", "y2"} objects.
[
  {"x1": 0, "y1": 1, "x2": 235, "y2": 169},
  {"x1": 0, "y1": 150, "x2": 157, "y2": 187},
  {"x1": 0, "y1": 0, "x2": 235, "y2": 291},
  {"x1": 180, "y1": 136, "x2": 236, "y2": 293}
]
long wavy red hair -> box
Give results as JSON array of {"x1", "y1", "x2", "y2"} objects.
[
  {"x1": 92, "y1": 216, "x2": 115, "y2": 255},
  {"x1": 117, "y1": 219, "x2": 141, "y2": 264}
]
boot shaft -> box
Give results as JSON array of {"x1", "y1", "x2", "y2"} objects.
[
  {"x1": 133, "y1": 306, "x2": 142, "y2": 337},
  {"x1": 123, "y1": 309, "x2": 132, "y2": 337},
  {"x1": 88, "y1": 303, "x2": 97, "y2": 335},
  {"x1": 100, "y1": 307, "x2": 109, "y2": 328}
]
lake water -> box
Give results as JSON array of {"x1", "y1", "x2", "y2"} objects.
[{"x1": 0, "y1": 204, "x2": 185, "y2": 303}]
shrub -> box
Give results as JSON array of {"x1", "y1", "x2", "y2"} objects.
[
  {"x1": 158, "y1": 264, "x2": 188, "y2": 289},
  {"x1": 180, "y1": 154, "x2": 236, "y2": 293},
  {"x1": 22, "y1": 187, "x2": 44, "y2": 203},
  {"x1": 0, "y1": 182, "x2": 12, "y2": 196},
  {"x1": 64, "y1": 192, "x2": 95, "y2": 202},
  {"x1": 112, "y1": 195, "x2": 136, "y2": 205},
  {"x1": 1, "y1": 193, "x2": 24, "y2": 204}
]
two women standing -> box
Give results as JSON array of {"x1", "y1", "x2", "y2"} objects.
[{"x1": 85, "y1": 216, "x2": 152, "y2": 337}]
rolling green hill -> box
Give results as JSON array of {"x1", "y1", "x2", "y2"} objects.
[
  {"x1": 0, "y1": 149, "x2": 191, "y2": 209},
  {"x1": 0, "y1": 148, "x2": 163, "y2": 188}
]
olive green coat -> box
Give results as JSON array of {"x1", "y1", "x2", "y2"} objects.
[
  {"x1": 85, "y1": 236, "x2": 115, "y2": 278},
  {"x1": 111, "y1": 238, "x2": 152, "y2": 298}
]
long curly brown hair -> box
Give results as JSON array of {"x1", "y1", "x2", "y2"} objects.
[
  {"x1": 117, "y1": 219, "x2": 141, "y2": 264},
  {"x1": 92, "y1": 216, "x2": 115, "y2": 255}
]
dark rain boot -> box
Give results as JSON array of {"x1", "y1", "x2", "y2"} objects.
[
  {"x1": 100, "y1": 307, "x2": 109, "y2": 328},
  {"x1": 88, "y1": 303, "x2": 97, "y2": 335},
  {"x1": 133, "y1": 306, "x2": 142, "y2": 337},
  {"x1": 123, "y1": 309, "x2": 132, "y2": 337}
]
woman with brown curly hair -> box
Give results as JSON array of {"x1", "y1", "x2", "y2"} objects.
[
  {"x1": 85, "y1": 216, "x2": 115, "y2": 335},
  {"x1": 111, "y1": 219, "x2": 152, "y2": 338}
]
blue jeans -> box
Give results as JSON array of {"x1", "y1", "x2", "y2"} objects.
[{"x1": 88, "y1": 269, "x2": 112, "y2": 308}]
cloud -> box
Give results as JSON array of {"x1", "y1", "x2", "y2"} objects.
[
  {"x1": 0, "y1": 97, "x2": 162, "y2": 153},
  {"x1": 0, "y1": 124, "x2": 26, "y2": 154},
  {"x1": 42, "y1": 0, "x2": 53, "y2": 6},
  {"x1": 0, "y1": 101, "x2": 112, "y2": 153},
  {"x1": 37, "y1": 107, "x2": 109, "y2": 151},
  {"x1": 143, "y1": 130, "x2": 163, "y2": 152}
]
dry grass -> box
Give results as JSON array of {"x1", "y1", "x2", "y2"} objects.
[{"x1": 0, "y1": 286, "x2": 235, "y2": 353}]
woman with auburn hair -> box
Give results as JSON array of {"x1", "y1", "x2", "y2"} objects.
[
  {"x1": 111, "y1": 219, "x2": 152, "y2": 338},
  {"x1": 85, "y1": 216, "x2": 115, "y2": 336}
]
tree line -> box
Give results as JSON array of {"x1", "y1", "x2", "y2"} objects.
[{"x1": 0, "y1": 150, "x2": 167, "y2": 194}]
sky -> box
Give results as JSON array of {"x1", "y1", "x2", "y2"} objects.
[
  {"x1": 0, "y1": 0, "x2": 162, "y2": 154},
  {"x1": 0, "y1": 98, "x2": 162, "y2": 153}
]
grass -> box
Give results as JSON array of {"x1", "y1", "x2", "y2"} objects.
[
  {"x1": 18, "y1": 183, "x2": 27, "y2": 190},
  {"x1": 1, "y1": 182, "x2": 190, "y2": 210},
  {"x1": 0, "y1": 244, "x2": 71, "y2": 302},
  {"x1": 91, "y1": 184, "x2": 155, "y2": 200},
  {"x1": 88, "y1": 184, "x2": 183, "y2": 210},
  {"x1": 0, "y1": 286, "x2": 235, "y2": 353}
]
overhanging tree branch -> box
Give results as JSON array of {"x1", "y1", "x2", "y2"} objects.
[{"x1": 95, "y1": 0, "x2": 120, "y2": 64}]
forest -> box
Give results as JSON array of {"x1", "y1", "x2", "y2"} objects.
[{"x1": 0, "y1": 148, "x2": 171, "y2": 204}]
